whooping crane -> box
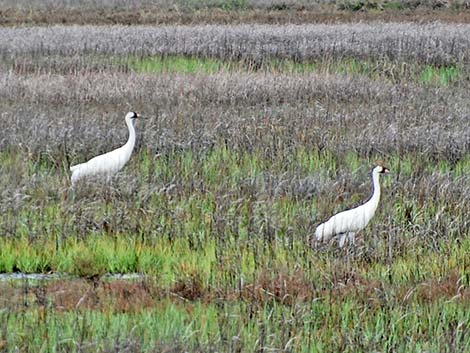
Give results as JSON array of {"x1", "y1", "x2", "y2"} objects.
[
  {"x1": 70, "y1": 111, "x2": 142, "y2": 187},
  {"x1": 315, "y1": 165, "x2": 390, "y2": 247}
]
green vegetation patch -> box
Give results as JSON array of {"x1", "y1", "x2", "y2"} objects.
[
  {"x1": 124, "y1": 55, "x2": 230, "y2": 74},
  {"x1": 420, "y1": 65, "x2": 460, "y2": 86},
  {"x1": 1, "y1": 283, "x2": 469, "y2": 352},
  {"x1": 0, "y1": 19, "x2": 469, "y2": 353},
  {"x1": 0, "y1": 149, "x2": 468, "y2": 288},
  {"x1": 119, "y1": 55, "x2": 461, "y2": 86}
]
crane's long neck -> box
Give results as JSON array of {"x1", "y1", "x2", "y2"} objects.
[
  {"x1": 124, "y1": 119, "x2": 136, "y2": 153},
  {"x1": 368, "y1": 170, "x2": 381, "y2": 210}
]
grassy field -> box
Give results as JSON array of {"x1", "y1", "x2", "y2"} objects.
[
  {"x1": 0, "y1": 8, "x2": 470, "y2": 353},
  {"x1": 2, "y1": 0, "x2": 470, "y2": 25}
]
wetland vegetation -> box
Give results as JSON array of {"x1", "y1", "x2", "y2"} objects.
[{"x1": 0, "y1": 2, "x2": 469, "y2": 352}]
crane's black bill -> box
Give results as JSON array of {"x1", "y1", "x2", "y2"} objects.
[
  {"x1": 132, "y1": 112, "x2": 147, "y2": 119},
  {"x1": 380, "y1": 167, "x2": 390, "y2": 174}
]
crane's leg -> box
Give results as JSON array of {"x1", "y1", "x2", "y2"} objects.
[
  {"x1": 67, "y1": 176, "x2": 77, "y2": 201},
  {"x1": 348, "y1": 232, "x2": 356, "y2": 259},
  {"x1": 338, "y1": 233, "x2": 348, "y2": 248},
  {"x1": 340, "y1": 233, "x2": 352, "y2": 271},
  {"x1": 103, "y1": 173, "x2": 115, "y2": 203},
  {"x1": 348, "y1": 232, "x2": 355, "y2": 246},
  {"x1": 67, "y1": 186, "x2": 75, "y2": 202}
]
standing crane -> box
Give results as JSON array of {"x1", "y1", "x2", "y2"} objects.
[
  {"x1": 315, "y1": 165, "x2": 390, "y2": 247},
  {"x1": 70, "y1": 111, "x2": 142, "y2": 187}
]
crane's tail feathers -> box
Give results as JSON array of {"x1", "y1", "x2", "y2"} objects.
[
  {"x1": 314, "y1": 224, "x2": 326, "y2": 241},
  {"x1": 70, "y1": 164, "x2": 83, "y2": 186},
  {"x1": 70, "y1": 164, "x2": 81, "y2": 172}
]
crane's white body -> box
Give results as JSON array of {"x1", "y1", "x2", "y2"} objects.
[
  {"x1": 70, "y1": 112, "x2": 138, "y2": 186},
  {"x1": 315, "y1": 166, "x2": 388, "y2": 247}
]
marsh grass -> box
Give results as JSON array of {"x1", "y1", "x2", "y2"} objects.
[
  {"x1": 3, "y1": 0, "x2": 470, "y2": 26},
  {"x1": 6, "y1": 51, "x2": 464, "y2": 88},
  {"x1": 124, "y1": 55, "x2": 230, "y2": 74},
  {"x1": 420, "y1": 65, "x2": 460, "y2": 86},
  {"x1": 0, "y1": 21, "x2": 469, "y2": 353},
  {"x1": 121, "y1": 55, "x2": 462, "y2": 87},
  {"x1": 1, "y1": 297, "x2": 465, "y2": 352},
  {"x1": 2, "y1": 23, "x2": 470, "y2": 66},
  {"x1": 0, "y1": 149, "x2": 468, "y2": 282}
]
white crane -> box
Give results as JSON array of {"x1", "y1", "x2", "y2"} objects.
[
  {"x1": 315, "y1": 165, "x2": 390, "y2": 247},
  {"x1": 70, "y1": 111, "x2": 142, "y2": 187}
]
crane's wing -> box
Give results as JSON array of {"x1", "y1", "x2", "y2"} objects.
[
  {"x1": 70, "y1": 146, "x2": 130, "y2": 185},
  {"x1": 315, "y1": 207, "x2": 362, "y2": 241}
]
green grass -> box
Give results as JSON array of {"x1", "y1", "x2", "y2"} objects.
[
  {"x1": 4, "y1": 51, "x2": 462, "y2": 86},
  {"x1": 0, "y1": 148, "x2": 468, "y2": 282},
  {"x1": 0, "y1": 109, "x2": 469, "y2": 353},
  {"x1": 1, "y1": 228, "x2": 469, "y2": 285},
  {"x1": 125, "y1": 55, "x2": 230, "y2": 74},
  {"x1": 0, "y1": 17, "x2": 469, "y2": 353},
  {"x1": 1, "y1": 291, "x2": 469, "y2": 352},
  {"x1": 0, "y1": 69, "x2": 468, "y2": 351},
  {"x1": 121, "y1": 55, "x2": 461, "y2": 86},
  {"x1": 420, "y1": 65, "x2": 460, "y2": 86}
]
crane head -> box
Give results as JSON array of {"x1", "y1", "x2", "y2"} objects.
[
  {"x1": 125, "y1": 111, "x2": 140, "y2": 120},
  {"x1": 373, "y1": 160, "x2": 390, "y2": 175},
  {"x1": 377, "y1": 165, "x2": 390, "y2": 174},
  {"x1": 380, "y1": 166, "x2": 390, "y2": 174},
  {"x1": 124, "y1": 112, "x2": 146, "y2": 124}
]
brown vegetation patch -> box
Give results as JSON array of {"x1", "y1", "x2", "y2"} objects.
[
  {"x1": 246, "y1": 267, "x2": 315, "y2": 305},
  {"x1": 414, "y1": 271, "x2": 470, "y2": 303},
  {"x1": 319, "y1": 269, "x2": 389, "y2": 308},
  {"x1": 170, "y1": 275, "x2": 206, "y2": 301},
  {"x1": 2, "y1": 279, "x2": 158, "y2": 312},
  {"x1": 98, "y1": 280, "x2": 158, "y2": 312},
  {"x1": 46, "y1": 280, "x2": 95, "y2": 310},
  {"x1": 1, "y1": 270, "x2": 468, "y2": 313},
  {"x1": 3, "y1": 7, "x2": 470, "y2": 26}
]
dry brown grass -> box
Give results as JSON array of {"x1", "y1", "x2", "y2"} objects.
[
  {"x1": 238, "y1": 267, "x2": 315, "y2": 305},
  {"x1": 3, "y1": 5, "x2": 470, "y2": 26},
  {"x1": 1, "y1": 71, "x2": 468, "y2": 163},
  {"x1": 2, "y1": 271, "x2": 469, "y2": 314},
  {"x1": 2, "y1": 23, "x2": 470, "y2": 67},
  {"x1": 415, "y1": 271, "x2": 470, "y2": 303}
]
